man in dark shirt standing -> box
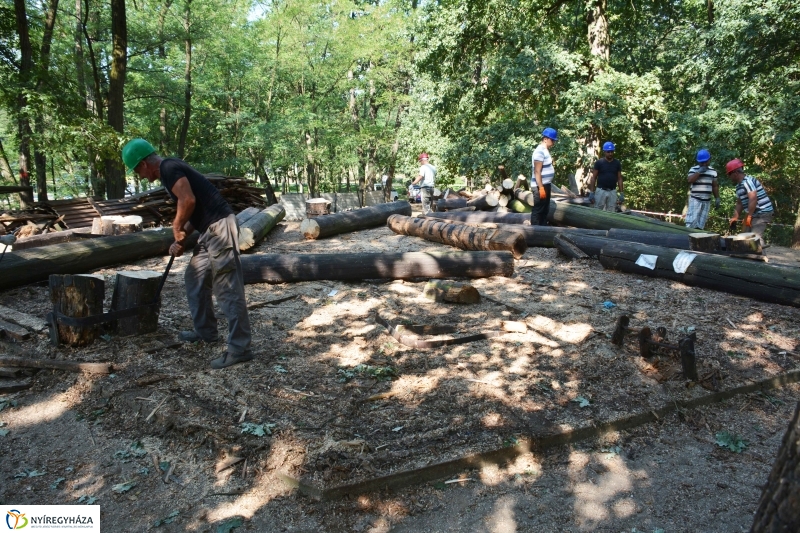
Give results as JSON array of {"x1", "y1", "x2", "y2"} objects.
[
  {"x1": 588, "y1": 141, "x2": 624, "y2": 211},
  {"x1": 122, "y1": 139, "x2": 253, "y2": 369}
]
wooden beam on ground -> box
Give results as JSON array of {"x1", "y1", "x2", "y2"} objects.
[
  {"x1": 12, "y1": 228, "x2": 100, "y2": 250},
  {"x1": 300, "y1": 201, "x2": 411, "y2": 240},
  {"x1": 387, "y1": 215, "x2": 527, "y2": 259},
  {"x1": 547, "y1": 201, "x2": 696, "y2": 234},
  {"x1": 0, "y1": 355, "x2": 112, "y2": 374},
  {"x1": 239, "y1": 204, "x2": 285, "y2": 252},
  {"x1": 0, "y1": 228, "x2": 197, "y2": 291},
  {"x1": 241, "y1": 251, "x2": 515, "y2": 284}
]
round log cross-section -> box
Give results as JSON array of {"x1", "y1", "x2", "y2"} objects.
[{"x1": 110, "y1": 271, "x2": 163, "y2": 336}]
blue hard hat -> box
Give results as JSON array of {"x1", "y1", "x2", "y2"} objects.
[
  {"x1": 542, "y1": 128, "x2": 558, "y2": 141},
  {"x1": 603, "y1": 141, "x2": 615, "y2": 152},
  {"x1": 696, "y1": 149, "x2": 711, "y2": 163}
]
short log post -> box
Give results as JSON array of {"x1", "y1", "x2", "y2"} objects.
[
  {"x1": 422, "y1": 280, "x2": 481, "y2": 304},
  {"x1": 92, "y1": 215, "x2": 122, "y2": 235},
  {"x1": 689, "y1": 233, "x2": 721, "y2": 252},
  {"x1": 49, "y1": 274, "x2": 105, "y2": 346},
  {"x1": 729, "y1": 233, "x2": 763, "y2": 254},
  {"x1": 111, "y1": 215, "x2": 143, "y2": 235},
  {"x1": 305, "y1": 198, "x2": 331, "y2": 218},
  {"x1": 110, "y1": 271, "x2": 163, "y2": 336}
]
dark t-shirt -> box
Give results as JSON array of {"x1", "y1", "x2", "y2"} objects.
[
  {"x1": 159, "y1": 158, "x2": 233, "y2": 234},
  {"x1": 593, "y1": 158, "x2": 622, "y2": 190}
]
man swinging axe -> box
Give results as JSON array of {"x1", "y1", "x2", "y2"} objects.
[
  {"x1": 725, "y1": 158, "x2": 774, "y2": 246},
  {"x1": 122, "y1": 139, "x2": 254, "y2": 369}
]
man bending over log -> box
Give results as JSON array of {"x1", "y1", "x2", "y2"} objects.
[{"x1": 122, "y1": 139, "x2": 253, "y2": 369}]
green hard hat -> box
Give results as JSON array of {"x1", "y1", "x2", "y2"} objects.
[{"x1": 121, "y1": 138, "x2": 156, "y2": 171}]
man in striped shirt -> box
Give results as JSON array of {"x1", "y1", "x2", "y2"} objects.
[
  {"x1": 725, "y1": 158, "x2": 774, "y2": 244},
  {"x1": 531, "y1": 127, "x2": 558, "y2": 226},
  {"x1": 685, "y1": 149, "x2": 720, "y2": 229}
]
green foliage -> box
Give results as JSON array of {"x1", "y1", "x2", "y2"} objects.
[
  {"x1": 337, "y1": 363, "x2": 398, "y2": 383},
  {"x1": 715, "y1": 431, "x2": 748, "y2": 453},
  {"x1": 240, "y1": 422, "x2": 276, "y2": 437}
]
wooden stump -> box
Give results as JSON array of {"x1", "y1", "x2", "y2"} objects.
[
  {"x1": 49, "y1": 274, "x2": 105, "y2": 346},
  {"x1": 305, "y1": 198, "x2": 331, "y2": 218},
  {"x1": 112, "y1": 215, "x2": 143, "y2": 235},
  {"x1": 422, "y1": 280, "x2": 481, "y2": 304},
  {"x1": 689, "y1": 233, "x2": 721, "y2": 252},
  {"x1": 110, "y1": 271, "x2": 163, "y2": 336},
  {"x1": 92, "y1": 215, "x2": 121, "y2": 235},
  {"x1": 729, "y1": 233, "x2": 763, "y2": 254}
]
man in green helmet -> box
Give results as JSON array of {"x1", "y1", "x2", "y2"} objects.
[{"x1": 121, "y1": 139, "x2": 253, "y2": 369}]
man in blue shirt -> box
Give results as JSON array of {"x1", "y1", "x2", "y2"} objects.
[
  {"x1": 122, "y1": 139, "x2": 253, "y2": 369},
  {"x1": 588, "y1": 141, "x2": 623, "y2": 211}
]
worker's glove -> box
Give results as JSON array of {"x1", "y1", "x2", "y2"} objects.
[
  {"x1": 618, "y1": 192, "x2": 625, "y2": 204},
  {"x1": 588, "y1": 191, "x2": 595, "y2": 203},
  {"x1": 538, "y1": 186, "x2": 546, "y2": 200},
  {"x1": 729, "y1": 216, "x2": 739, "y2": 230},
  {"x1": 714, "y1": 197, "x2": 721, "y2": 209},
  {"x1": 744, "y1": 214, "x2": 753, "y2": 228},
  {"x1": 698, "y1": 165, "x2": 708, "y2": 174}
]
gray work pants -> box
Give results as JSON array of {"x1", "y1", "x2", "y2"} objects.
[
  {"x1": 421, "y1": 186, "x2": 434, "y2": 215},
  {"x1": 185, "y1": 214, "x2": 252, "y2": 356}
]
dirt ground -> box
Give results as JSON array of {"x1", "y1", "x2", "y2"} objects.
[{"x1": 1, "y1": 204, "x2": 799, "y2": 532}]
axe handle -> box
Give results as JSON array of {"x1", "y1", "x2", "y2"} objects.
[{"x1": 154, "y1": 254, "x2": 175, "y2": 302}]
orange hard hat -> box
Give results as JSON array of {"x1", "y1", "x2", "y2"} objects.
[{"x1": 726, "y1": 159, "x2": 744, "y2": 175}]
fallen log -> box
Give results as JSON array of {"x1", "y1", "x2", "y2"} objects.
[
  {"x1": 606, "y1": 228, "x2": 690, "y2": 249},
  {"x1": 387, "y1": 215, "x2": 527, "y2": 259},
  {"x1": 553, "y1": 234, "x2": 589, "y2": 260},
  {"x1": 496, "y1": 225, "x2": 607, "y2": 248},
  {"x1": 0, "y1": 354, "x2": 112, "y2": 374},
  {"x1": 689, "y1": 233, "x2": 721, "y2": 252},
  {"x1": 0, "y1": 319, "x2": 31, "y2": 340},
  {"x1": 548, "y1": 201, "x2": 696, "y2": 235},
  {"x1": 422, "y1": 211, "x2": 530, "y2": 225},
  {"x1": 729, "y1": 233, "x2": 763, "y2": 254},
  {"x1": 241, "y1": 251, "x2": 515, "y2": 284},
  {"x1": 239, "y1": 204, "x2": 285, "y2": 252},
  {"x1": 436, "y1": 197, "x2": 468, "y2": 211},
  {"x1": 236, "y1": 207, "x2": 262, "y2": 226},
  {"x1": 300, "y1": 201, "x2": 411, "y2": 240},
  {"x1": 0, "y1": 228, "x2": 196, "y2": 291},
  {"x1": 375, "y1": 314, "x2": 502, "y2": 349},
  {"x1": 466, "y1": 193, "x2": 499, "y2": 211},
  {"x1": 514, "y1": 189, "x2": 536, "y2": 207},
  {"x1": 0, "y1": 305, "x2": 47, "y2": 332},
  {"x1": 12, "y1": 227, "x2": 100, "y2": 250},
  {"x1": 597, "y1": 240, "x2": 800, "y2": 308},
  {"x1": 508, "y1": 198, "x2": 532, "y2": 213}
]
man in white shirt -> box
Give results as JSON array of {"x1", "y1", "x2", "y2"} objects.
[
  {"x1": 531, "y1": 128, "x2": 557, "y2": 225},
  {"x1": 412, "y1": 152, "x2": 437, "y2": 214}
]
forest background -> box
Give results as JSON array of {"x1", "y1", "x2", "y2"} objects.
[{"x1": 1, "y1": 0, "x2": 799, "y2": 245}]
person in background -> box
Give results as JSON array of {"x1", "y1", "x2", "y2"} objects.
[
  {"x1": 412, "y1": 153, "x2": 437, "y2": 215},
  {"x1": 588, "y1": 141, "x2": 623, "y2": 212},
  {"x1": 531, "y1": 128, "x2": 558, "y2": 225},
  {"x1": 685, "y1": 149, "x2": 720, "y2": 229},
  {"x1": 121, "y1": 139, "x2": 253, "y2": 370},
  {"x1": 725, "y1": 159, "x2": 774, "y2": 245}
]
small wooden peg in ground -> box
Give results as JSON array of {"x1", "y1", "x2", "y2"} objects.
[
  {"x1": 422, "y1": 280, "x2": 481, "y2": 304},
  {"x1": 163, "y1": 462, "x2": 175, "y2": 483},
  {"x1": 238, "y1": 408, "x2": 248, "y2": 423}
]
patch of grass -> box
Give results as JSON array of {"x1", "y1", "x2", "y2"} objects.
[{"x1": 337, "y1": 364, "x2": 398, "y2": 383}]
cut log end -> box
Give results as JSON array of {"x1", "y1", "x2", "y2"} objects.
[{"x1": 300, "y1": 218, "x2": 321, "y2": 240}]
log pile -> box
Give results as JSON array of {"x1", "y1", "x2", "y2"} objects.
[{"x1": 433, "y1": 178, "x2": 588, "y2": 215}]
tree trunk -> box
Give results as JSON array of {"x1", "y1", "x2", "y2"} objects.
[
  {"x1": 177, "y1": 0, "x2": 192, "y2": 159},
  {"x1": 13, "y1": 0, "x2": 34, "y2": 207},
  {"x1": 0, "y1": 139, "x2": 16, "y2": 185},
  {"x1": 49, "y1": 273, "x2": 105, "y2": 346},
  {"x1": 423, "y1": 211, "x2": 531, "y2": 225},
  {"x1": 387, "y1": 215, "x2": 528, "y2": 259},
  {"x1": 548, "y1": 201, "x2": 696, "y2": 234},
  {"x1": 300, "y1": 201, "x2": 411, "y2": 240},
  {"x1": 508, "y1": 198, "x2": 532, "y2": 213},
  {"x1": 13, "y1": 228, "x2": 97, "y2": 250},
  {"x1": 105, "y1": 0, "x2": 128, "y2": 199},
  {"x1": 239, "y1": 204, "x2": 285, "y2": 252},
  {"x1": 793, "y1": 203, "x2": 800, "y2": 249},
  {"x1": 607, "y1": 228, "x2": 691, "y2": 249},
  {"x1": 751, "y1": 402, "x2": 800, "y2": 532},
  {"x1": 0, "y1": 228, "x2": 193, "y2": 291},
  {"x1": 110, "y1": 271, "x2": 162, "y2": 336},
  {"x1": 467, "y1": 193, "x2": 499, "y2": 211},
  {"x1": 240, "y1": 251, "x2": 515, "y2": 284},
  {"x1": 436, "y1": 198, "x2": 468, "y2": 211}
]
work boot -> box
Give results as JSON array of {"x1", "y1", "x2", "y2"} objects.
[
  {"x1": 178, "y1": 330, "x2": 219, "y2": 343},
  {"x1": 210, "y1": 351, "x2": 254, "y2": 370}
]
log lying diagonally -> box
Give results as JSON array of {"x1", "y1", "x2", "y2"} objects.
[
  {"x1": 239, "y1": 204, "x2": 285, "y2": 252},
  {"x1": 387, "y1": 215, "x2": 527, "y2": 259},
  {"x1": 240, "y1": 251, "x2": 515, "y2": 284},
  {"x1": 423, "y1": 211, "x2": 531, "y2": 225},
  {"x1": 300, "y1": 201, "x2": 412, "y2": 240},
  {"x1": 561, "y1": 236, "x2": 800, "y2": 308},
  {"x1": 547, "y1": 201, "x2": 697, "y2": 234},
  {"x1": 0, "y1": 228, "x2": 197, "y2": 291}
]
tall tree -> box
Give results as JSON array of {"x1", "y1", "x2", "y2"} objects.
[
  {"x1": 105, "y1": 0, "x2": 127, "y2": 198},
  {"x1": 12, "y1": 0, "x2": 34, "y2": 206}
]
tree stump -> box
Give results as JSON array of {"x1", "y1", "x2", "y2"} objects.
[
  {"x1": 111, "y1": 215, "x2": 143, "y2": 235},
  {"x1": 689, "y1": 233, "x2": 721, "y2": 252},
  {"x1": 729, "y1": 233, "x2": 763, "y2": 254},
  {"x1": 422, "y1": 280, "x2": 481, "y2": 304},
  {"x1": 110, "y1": 271, "x2": 163, "y2": 336},
  {"x1": 92, "y1": 215, "x2": 122, "y2": 235},
  {"x1": 305, "y1": 198, "x2": 331, "y2": 218},
  {"x1": 49, "y1": 274, "x2": 105, "y2": 346}
]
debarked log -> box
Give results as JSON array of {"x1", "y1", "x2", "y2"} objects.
[
  {"x1": 300, "y1": 201, "x2": 411, "y2": 240},
  {"x1": 241, "y1": 251, "x2": 515, "y2": 284},
  {"x1": 0, "y1": 228, "x2": 197, "y2": 291},
  {"x1": 387, "y1": 215, "x2": 527, "y2": 259},
  {"x1": 598, "y1": 240, "x2": 800, "y2": 308},
  {"x1": 239, "y1": 204, "x2": 286, "y2": 252}
]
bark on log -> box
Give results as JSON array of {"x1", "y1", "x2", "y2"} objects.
[
  {"x1": 730, "y1": 233, "x2": 763, "y2": 254},
  {"x1": 300, "y1": 201, "x2": 412, "y2": 240},
  {"x1": 422, "y1": 280, "x2": 481, "y2": 304},
  {"x1": 13, "y1": 228, "x2": 99, "y2": 250},
  {"x1": 49, "y1": 274, "x2": 105, "y2": 346},
  {"x1": 553, "y1": 234, "x2": 590, "y2": 260},
  {"x1": 0, "y1": 228, "x2": 194, "y2": 291},
  {"x1": 241, "y1": 251, "x2": 514, "y2": 283},
  {"x1": 548, "y1": 201, "x2": 697, "y2": 234},
  {"x1": 0, "y1": 354, "x2": 111, "y2": 374},
  {"x1": 596, "y1": 239, "x2": 800, "y2": 308},
  {"x1": 751, "y1": 402, "x2": 800, "y2": 532},
  {"x1": 387, "y1": 215, "x2": 528, "y2": 259},
  {"x1": 239, "y1": 204, "x2": 285, "y2": 252},
  {"x1": 422, "y1": 211, "x2": 531, "y2": 225},
  {"x1": 110, "y1": 271, "x2": 162, "y2": 336},
  {"x1": 436, "y1": 198, "x2": 468, "y2": 211},
  {"x1": 514, "y1": 189, "x2": 536, "y2": 207},
  {"x1": 305, "y1": 198, "x2": 331, "y2": 217},
  {"x1": 689, "y1": 233, "x2": 721, "y2": 252},
  {"x1": 236, "y1": 207, "x2": 262, "y2": 226},
  {"x1": 606, "y1": 228, "x2": 691, "y2": 249},
  {"x1": 0, "y1": 305, "x2": 48, "y2": 332},
  {"x1": 495, "y1": 225, "x2": 606, "y2": 248},
  {"x1": 448, "y1": 206, "x2": 477, "y2": 212}
]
